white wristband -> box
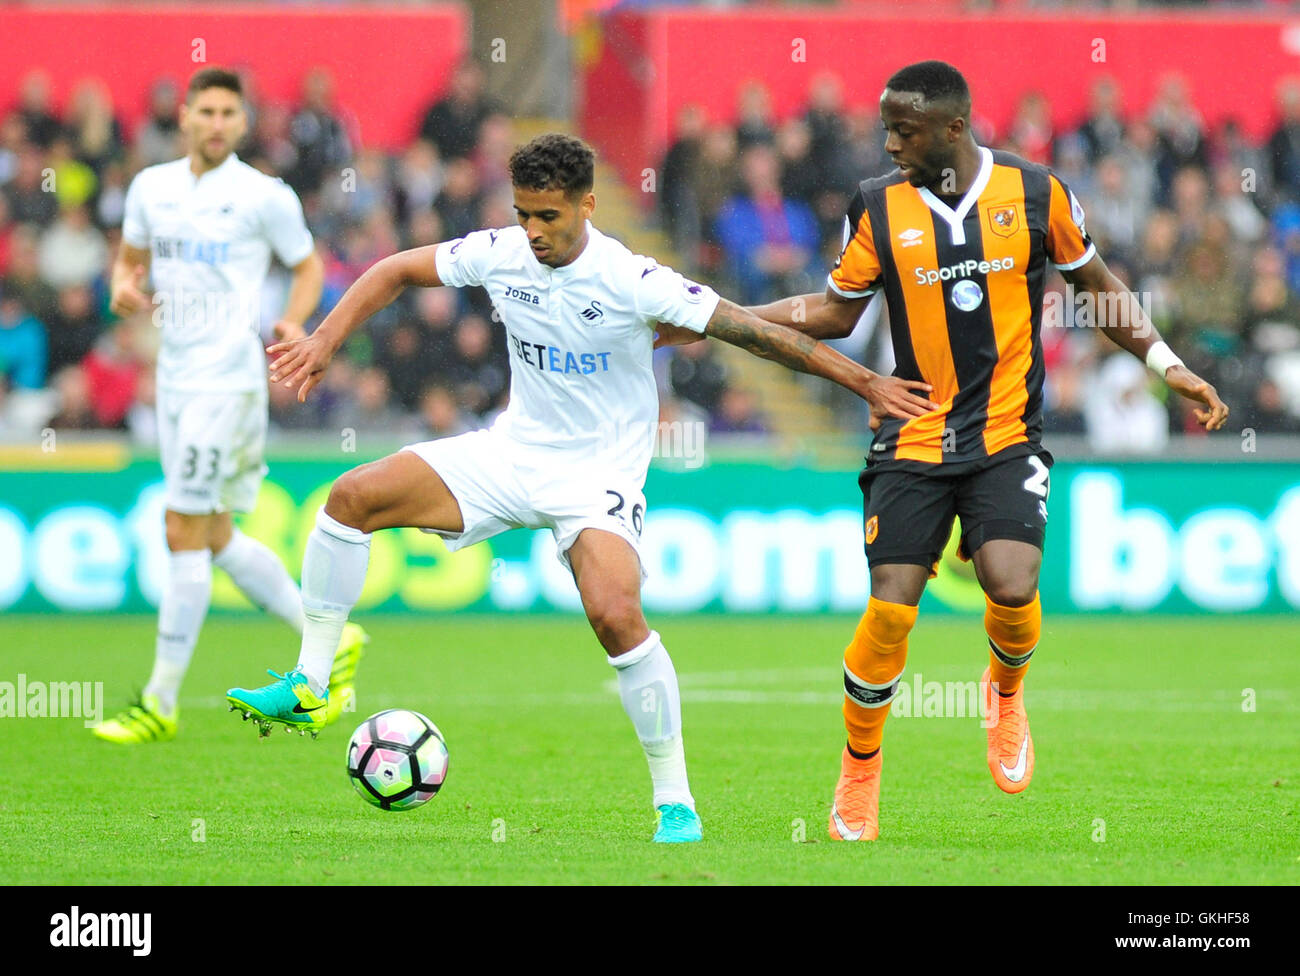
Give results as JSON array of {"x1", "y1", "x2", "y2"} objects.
[{"x1": 1145, "y1": 341, "x2": 1183, "y2": 376}]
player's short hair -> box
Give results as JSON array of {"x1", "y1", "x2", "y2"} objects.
[
  {"x1": 186, "y1": 68, "x2": 243, "y2": 103},
  {"x1": 884, "y1": 61, "x2": 971, "y2": 120},
  {"x1": 508, "y1": 134, "x2": 595, "y2": 199}
]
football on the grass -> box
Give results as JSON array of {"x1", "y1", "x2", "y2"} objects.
[{"x1": 346, "y1": 709, "x2": 449, "y2": 811}]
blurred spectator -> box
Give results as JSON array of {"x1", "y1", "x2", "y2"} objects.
[
  {"x1": 1247, "y1": 376, "x2": 1300, "y2": 434},
  {"x1": 1267, "y1": 78, "x2": 1300, "y2": 206},
  {"x1": 434, "y1": 157, "x2": 482, "y2": 240},
  {"x1": 285, "y1": 67, "x2": 353, "y2": 196},
  {"x1": 2, "y1": 225, "x2": 59, "y2": 324},
  {"x1": 1085, "y1": 154, "x2": 1148, "y2": 257},
  {"x1": 1005, "y1": 91, "x2": 1053, "y2": 166},
  {"x1": 0, "y1": 287, "x2": 47, "y2": 389},
  {"x1": 1075, "y1": 76, "x2": 1126, "y2": 164},
  {"x1": 245, "y1": 100, "x2": 298, "y2": 176},
  {"x1": 1213, "y1": 161, "x2": 1266, "y2": 244},
  {"x1": 268, "y1": 370, "x2": 326, "y2": 432},
  {"x1": 1170, "y1": 240, "x2": 1246, "y2": 373},
  {"x1": 82, "y1": 321, "x2": 145, "y2": 427},
  {"x1": 135, "y1": 78, "x2": 183, "y2": 167},
  {"x1": 776, "y1": 118, "x2": 819, "y2": 204},
  {"x1": 417, "y1": 382, "x2": 470, "y2": 438},
  {"x1": 37, "y1": 205, "x2": 107, "y2": 289},
  {"x1": 394, "y1": 140, "x2": 442, "y2": 226},
  {"x1": 47, "y1": 364, "x2": 96, "y2": 429},
  {"x1": 1148, "y1": 74, "x2": 1208, "y2": 200},
  {"x1": 322, "y1": 147, "x2": 392, "y2": 224},
  {"x1": 95, "y1": 161, "x2": 129, "y2": 229},
  {"x1": 418, "y1": 60, "x2": 500, "y2": 161},
  {"x1": 660, "y1": 104, "x2": 706, "y2": 256},
  {"x1": 66, "y1": 79, "x2": 124, "y2": 176},
  {"x1": 473, "y1": 113, "x2": 515, "y2": 193},
  {"x1": 446, "y1": 314, "x2": 507, "y2": 420},
  {"x1": 4, "y1": 145, "x2": 58, "y2": 226},
  {"x1": 1242, "y1": 246, "x2": 1300, "y2": 354},
  {"x1": 17, "y1": 71, "x2": 60, "y2": 149},
  {"x1": 715, "y1": 144, "x2": 819, "y2": 304},
  {"x1": 669, "y1": 339, "x2": 728, "y2": 415},
  {"x1": 44, "y1": 284, "x2": 101, "y2": 375},
  {"x1": 804, "y1": 73, "x2": 847, "y2": 174},
  {"x1": 1085, "y1": 352, "x2": 1170, "y2": 454},
  {"x1": 735, "y1": 81, "x2": 775, "y2": 151},
  {"x1": 710, "y1": 387, "x2": 766, "y2": 435},
  {"x1": 330, "y1": 365, "x2": 412, "y2": 435},
  {"x1": 0, "y1": 112, "x2": 28, "y2": 185}
]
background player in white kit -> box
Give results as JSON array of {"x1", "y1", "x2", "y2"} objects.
[
  {"x1": 226, "y1": 134, "x2": 936, "y2": 842},
  {"x1": 93, "y1": 68, "x2": 367, "y2": 744}
]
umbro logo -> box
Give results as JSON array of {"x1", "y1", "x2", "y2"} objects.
[
  {"x1": 898, "y1": 228, "x2": 925, "y2": 248},
  {"x1": 579, "y1": 300, "x2": 605, "y2": 323}
]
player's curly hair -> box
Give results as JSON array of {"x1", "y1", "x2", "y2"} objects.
[
  {"x1": 885, "y1": 61, "x2": 971, "y2": 119},
  {"x1": 508, "y1": 133, "x2": 595, "y2": 198}
]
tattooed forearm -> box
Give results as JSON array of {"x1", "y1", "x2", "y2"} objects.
[
  {"x1": 703, "y1": 299, "x2": 875, "y2": 397},
  {"x1": 705, "y1": 300, "x2": 823, "y2": 372}
]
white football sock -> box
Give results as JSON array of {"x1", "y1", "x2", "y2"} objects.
[
  {"x1": 213, "y1": 528, "x2": 304, "y2": 633},
  {"x1": 297, "y1": 508, "x2": 371, "y2": 695},
  {"x1": 144, "y1": 549, "x2": 213, "y2": 715},
  {"x1": 608, "y1": 630, "x2": 695, "y2": 810}
]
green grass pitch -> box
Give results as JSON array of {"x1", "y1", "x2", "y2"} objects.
[{"x1": 1, "y1": 614, "x2": 1296, "y2": 885}]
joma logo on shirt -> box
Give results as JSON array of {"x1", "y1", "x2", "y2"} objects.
[{"x1": 504, "y1": 286, "x2": 540, "y2": 306}]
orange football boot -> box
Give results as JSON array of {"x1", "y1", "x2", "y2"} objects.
[
  {"x1": 828, "y1": 746, "x2": 882, "y2": 841},
  {"x1": 982, "y1": 666, "x2": 1034, "y2": 793}
]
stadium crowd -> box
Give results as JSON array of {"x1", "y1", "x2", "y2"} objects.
[
  {"x1": 0, "y1": 62, "x2": 756, "y2": 444},
  {"x1": 3, "y1": 61, "x2": 1299, "y2": 449},
  {"x1": 659, "y1": 73, "x2": 1300, "y2": 447}
]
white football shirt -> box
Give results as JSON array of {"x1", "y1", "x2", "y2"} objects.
[
  {"x1": 122, "y1": 153, "x2": 314, "y2": 393},
  {"x1": 434, "y1": 222, "x2": 720, "y2": 477}
]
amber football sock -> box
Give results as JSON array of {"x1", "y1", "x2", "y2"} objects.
[
  {"x1": 985, "y1": 592, "x2": 1040, "y2": 696},
  {"x1": 842, "y1": 596, "x2": 919, "y2": 756}
]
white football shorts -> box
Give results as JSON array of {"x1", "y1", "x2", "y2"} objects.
[
  {"x1": 156, "y1": 387, "x2": 268, "y2": 515},
  {"x1": 401, "y1": 427, "x2": 647, "y2": 578}
]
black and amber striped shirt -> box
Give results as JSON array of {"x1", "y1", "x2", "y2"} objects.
[{"x1": 829, "y1": 147, "x2": 1094, "y2": 466}]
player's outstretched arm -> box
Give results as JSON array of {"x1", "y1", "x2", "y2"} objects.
[
  {"x1": 746, "y1": 288, "x2": 868, "y2": 340},
  {"x1": 656, "y1": 289, "x2": 867, "y2": 348},
  {"x1": 269, "y1": 244, "x2": 443, "y2": 402},
  {"x1": 703, "y1": 298, "x2": 935, "y2": 420},
  {"x1": 1063, "y1": 254, "x2": 1229, "y2": 431}
]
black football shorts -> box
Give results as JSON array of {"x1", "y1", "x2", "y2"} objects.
[{"x1": 858, "y1": 446, "x2": 1053, "y2": 572}]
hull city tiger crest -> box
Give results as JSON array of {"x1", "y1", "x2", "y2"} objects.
[{"x1": 987, "y1": 205, "x2": 1020, "y2": 238}]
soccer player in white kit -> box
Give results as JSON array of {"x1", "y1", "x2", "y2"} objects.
[
  {"x1": 93, "y1": 68, "x2": 367, "y2": 744},
  {"x1": 226, "y1": 134, "x2": 936, "y2": 841}
]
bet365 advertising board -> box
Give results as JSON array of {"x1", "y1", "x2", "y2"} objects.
[{"x1": 1, "y1": 455, "x2": 1297, "y2": 615}]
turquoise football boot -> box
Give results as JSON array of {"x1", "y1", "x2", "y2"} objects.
[
  {"x1": 226, "y1": 668, "x2": 328, "y2": 739},
  {"x1": 653, "y1": 803, "x2": 703, "y2": 843}
]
